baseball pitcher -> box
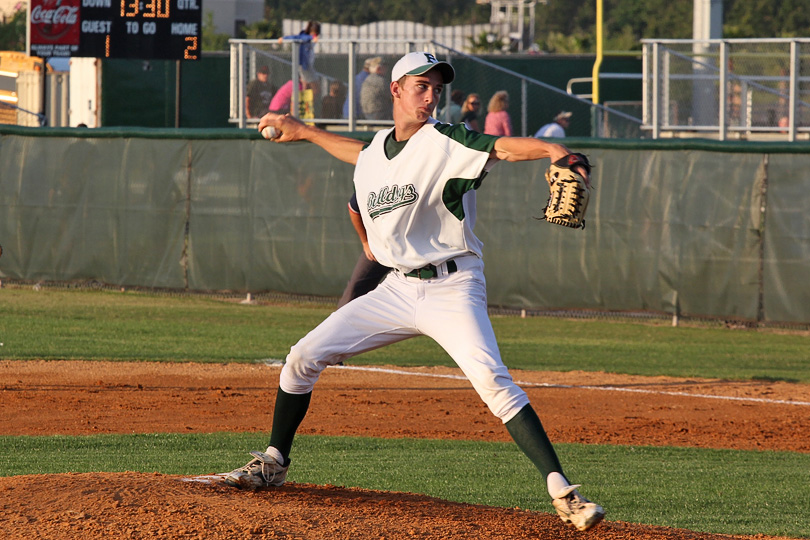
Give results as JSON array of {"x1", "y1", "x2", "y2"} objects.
[{"x1": 226, "y1": 52, "x2": 603, "y2": 532}]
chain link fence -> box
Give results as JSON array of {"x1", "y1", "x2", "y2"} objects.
[{"x1": 643, "y1": 38, "x2": 810, "y2": 140}]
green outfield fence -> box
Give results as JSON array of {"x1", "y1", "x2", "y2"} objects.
[{"x1": 1, "y1": 126, "x2": 809, "y2": 325}]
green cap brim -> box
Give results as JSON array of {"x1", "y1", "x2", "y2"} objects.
[{"x1": 405, "y1": 63, "x2": 455, "y2": 84}]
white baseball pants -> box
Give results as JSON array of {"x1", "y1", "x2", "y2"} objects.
[{"x1": 279, "y1": 255, "x2": 530, "y2": 423}]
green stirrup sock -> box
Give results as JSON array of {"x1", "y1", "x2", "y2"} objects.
[
  {"x1": 268, "y1": 388, "x2": 312, "y2": 464},
  {"x1": 505, "y1": 404, "x2": 564, "y2": 478}
]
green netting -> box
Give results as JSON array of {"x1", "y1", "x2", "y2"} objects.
[
  {"x1": 1, "y1": 128, "x2": 809, "y2": 323},
  {"x1": 0, "y1": 134, "x2": 189, "y2": 288},
  {"x1": 184, "y1": 139, "x2": 357, "y2": 294},
  {"x1": 762, "y1": 154, "x2": 810, "y2": 323},
  {"x1": 479, "y1": 150, "x2": 764, "y2": 319}
]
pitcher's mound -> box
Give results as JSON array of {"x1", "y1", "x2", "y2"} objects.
[{"x1": 0, "y1": 472, "x2": 788, "y2": 540}]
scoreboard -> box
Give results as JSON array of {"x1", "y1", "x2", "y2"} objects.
[
  {"x1": 79, "y1": 0, "x2": 202, "y2": 60},
  {"x1": 29, "y1": 0, "x2": 202, "y2": 61}
]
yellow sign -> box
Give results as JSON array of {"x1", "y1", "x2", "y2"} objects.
[{"x1": 298, "y1": 88, "x2": 315, "y2": 124}]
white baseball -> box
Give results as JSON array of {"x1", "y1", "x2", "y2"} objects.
[{"x1": 261, "y1": 126, "x2": 279, "y2": 140}]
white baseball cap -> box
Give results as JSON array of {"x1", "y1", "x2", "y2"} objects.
[
  {"x1": 391, "y1": 52, "x2": 455, "y2": 84},
  {"x1": 555, "y1": 111, "x2": 573, "y2": 121}
]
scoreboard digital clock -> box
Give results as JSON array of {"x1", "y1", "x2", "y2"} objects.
[{"x1": 29, "y1": 0, "x2": 202, "y2": 61}]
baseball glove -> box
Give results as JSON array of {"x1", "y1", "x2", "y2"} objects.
[{"x1": 540, "y1": 153, "x2": 592, "y2": 229}]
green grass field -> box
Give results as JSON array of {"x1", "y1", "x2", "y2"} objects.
[
  {"x1": 1, "y1": 288, "x2": 809, "y2": 538},
  {"x1": 1, "y1": 288, "x2": 808, "y2": 381}
]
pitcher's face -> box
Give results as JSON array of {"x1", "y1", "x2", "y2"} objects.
[{"x1": 392, "y1": 70, "x2": 444, "y2": 124}]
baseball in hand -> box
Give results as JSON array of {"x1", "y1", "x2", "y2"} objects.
[{"x1": 261, "y1": 126, "x2": 279, "y2": 140}]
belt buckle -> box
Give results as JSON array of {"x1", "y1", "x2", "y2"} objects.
[
  {"x1": 417, "y1": 264, "x2": 437, "y2": 279},
  {"x1": 405, "y1": 262, "x2": 446, "y2": 280}
]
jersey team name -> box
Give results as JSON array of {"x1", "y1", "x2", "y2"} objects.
[{"x1": 367, "y1": 184, "x2": 418, "y2": 219}]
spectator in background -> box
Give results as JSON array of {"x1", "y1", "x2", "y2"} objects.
[
  {"x1": 320, "y1": 80, "x2": 346, "y2": 120},
  {"x1": 460, "y1": 92, "x2": 482, "y2": 132},
  {"x1": 245, "y1": 65, "x2": 277, "y2": 119},
  {"x1": 281, "y1": 21, "x2": 321, "y2": 87},
  {"x1": 268, "y1": 75, "x2": 304, "y2": 115},
  {"x1": 484, "y1": 90, "x2": 512, "y2": 136},
  {"x1": 360, "y1": 57, "x2": 392, "y2": 121},
  {"x1": 438, "y1": 89, "x2": 464, "y2": 123},
  {"x1": 534, "y1": 111, "x2": 572, "y2": 138},
  {"x1": 343, "y1": 57, "x2": 375, "y2": 120}
]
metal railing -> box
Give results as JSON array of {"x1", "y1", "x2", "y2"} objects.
[
  {"x1": 229, "y1": 38, "x2": 643, "y2": 138},
  {"x1": 229, "y1": 38, "x2": 433, "y2": 130},
  {"x1": 642, "y1": 38, "x2": 810, "y2": 141}
]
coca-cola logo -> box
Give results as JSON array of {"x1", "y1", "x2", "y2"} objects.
[
  {"x1": 31, "y1": 4, "x2": 79, "y2": 25},
  {"x1": 29, "y1": 0, "x2": 81, "y2": 45}
]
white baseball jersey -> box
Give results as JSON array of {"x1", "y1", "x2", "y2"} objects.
[{"x1": 353, "y1": 118, "x2": 499, "y2": 272}]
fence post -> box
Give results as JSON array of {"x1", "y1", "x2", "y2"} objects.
[
  {"x1": 235, "y1": 42, "x2": 246, "y2": 129},
  {"x1": 443, "y1": 50, "x2": 453, "y2": 122},
  {"x1": 756, "y1": 154, "x2": 769, "y2": 323},
  {"x1": 642, "y1": 42, "x2": 650, "y2": 128},
  {"x1": 520, "y1": 78, "x2": 527, "y2": 137},
  {"x1": 788, "y1": 41, "x2": 798, "y2": 142},
  {"x1": 181, "y1": 143, "x2": 193, "y2": 289},
  {"x1": 347, "y1": 41, "x2": 357, "y2": 131},
  {"x1": 672, "y1": 295, "x2": 680, "y2": 327},
  {"x1": 291, "y1": 41, "x2": 300, "y2": 119},
  {"x1": 652, "y1": 42, "x2": 660, "y2": 139},
  {"x1": 591, "y1": 105, "x2": 603, "y2": 137},
  {"x1": 718, "y1": 41, "x2": 727, "y2": 141}
]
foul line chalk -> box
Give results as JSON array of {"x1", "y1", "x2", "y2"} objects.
[
  {"x1": 345, "y1": 366, "x2": 810, "y2": 407},
  {"x1": 259, "y1": 360, "x2": 810, "y2": 407}
]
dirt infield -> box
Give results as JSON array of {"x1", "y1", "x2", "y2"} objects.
[{"x1": 1, "y1": 360, "x2": 808, "y2": 540}]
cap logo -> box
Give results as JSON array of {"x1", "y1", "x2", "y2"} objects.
[{"x1": 392, "y1": 51, "x2": 454, "y2": 84}]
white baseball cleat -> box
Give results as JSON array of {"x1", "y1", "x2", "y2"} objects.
[
  {"x1": 224, "y1": 451, "x2": 288, "y2": 489},
  {"x1": 552, "y1": 486, "x2": 605, "y2": 531}
]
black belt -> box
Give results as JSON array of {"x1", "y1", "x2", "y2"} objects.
[{"x1": 404, "y1": 259, "x2": 458, "y2": 280}]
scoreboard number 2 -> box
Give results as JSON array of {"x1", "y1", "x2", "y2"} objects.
[{"x1": 184, "y1": 36, "x2": 198, "y2": 60}]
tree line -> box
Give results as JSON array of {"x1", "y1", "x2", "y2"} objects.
[
  {"x1": 1, "y1": 0, "x2": 806, "y2": 53},
  {"x1": 251, "y1": 0, "x2": 808, "y2": 53}
]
